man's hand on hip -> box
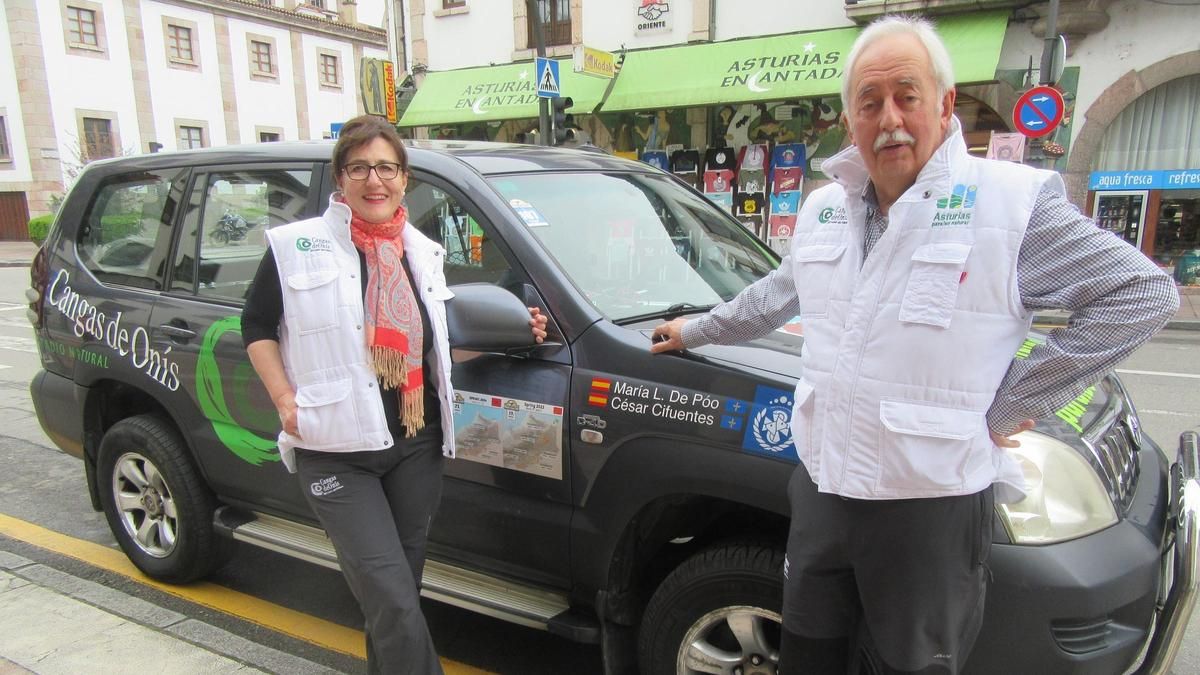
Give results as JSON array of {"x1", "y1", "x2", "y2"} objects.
[
  {"x1": 990, "y1": 419, "x2": 1035, "y2": 448},
  {"x1": 650, "y1": 318, "x2": 689, "y2": 354}
]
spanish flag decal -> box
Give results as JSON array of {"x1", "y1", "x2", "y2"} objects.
[{"x1": 588, "y1": 378, "x2": 611, "y2": 406}]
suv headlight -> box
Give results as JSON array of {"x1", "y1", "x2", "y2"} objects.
[{"x1": 998, "y1": 431, "x2": 1118, "y2": 545}]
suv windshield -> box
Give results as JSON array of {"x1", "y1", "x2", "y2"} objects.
[{"x1": 488, "y1": 172, "x2": 778, "y2": 322}]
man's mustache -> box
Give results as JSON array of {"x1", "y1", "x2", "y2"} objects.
[{"x1": 873, "y1": 130, "x2": 916, "y2": 152}]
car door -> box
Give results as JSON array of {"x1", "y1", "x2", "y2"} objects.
[
  {"x1": 406, "y1": 170, "x2": 574, "y2": 588},
  {"x1": 147, "y1": 161, "x2": 323, "y2": 518}
]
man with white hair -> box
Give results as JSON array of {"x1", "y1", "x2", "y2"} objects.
[{"x1": 651, "y1": 14, "x2": 1178, "y2": 674}]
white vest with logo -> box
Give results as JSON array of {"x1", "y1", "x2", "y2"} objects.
[
  {"x1": 265, "y1": 198, "x2": 457, "y2": 473},
  {"x1": 791, "y1": 119, "x2": 1059, "y2": 502}
]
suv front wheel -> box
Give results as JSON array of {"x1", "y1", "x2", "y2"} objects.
[
  {"x1": 97, "y1": 414, "x2": 230, "y2": 583},
  {"x1": 638, "y1": 542, "x2": 785, "y2": 675}
]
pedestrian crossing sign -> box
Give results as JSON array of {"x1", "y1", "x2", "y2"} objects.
[{"x1": 535, "y1": 57, "x2": 561, "y2": 98}]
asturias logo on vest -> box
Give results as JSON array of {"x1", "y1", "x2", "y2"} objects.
[
  {"x1": 296, "y1": 237, "x2": 333, "y2": 252},
  {"x1": 933, "y1": 184, "x2": 977, "y2": 227},
  {"x1": 818, "y1": 206, "x2": 847, "y2": 224}
]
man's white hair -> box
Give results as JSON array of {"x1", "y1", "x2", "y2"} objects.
[{"x1": 840, "y1": 15, "x2": 955, "y2": 111}]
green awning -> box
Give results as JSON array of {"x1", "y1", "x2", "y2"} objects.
[
  {"x1": 398, "y1": 59, "x2": 611, "y2": 127},
  {"x1": 601, "y1": 10, "x2": 1010, "y2": 112}
]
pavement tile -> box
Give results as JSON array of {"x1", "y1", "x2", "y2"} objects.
[
  {"x1": 18, "y1": 563, "x2": 188, "y2": 629},
  {"x1": 0, "y1": 551, "x2": 34, "y2": 571}
]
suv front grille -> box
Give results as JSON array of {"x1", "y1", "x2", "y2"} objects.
[{"x1": 1082, "y1": 380, "x2": 1141, "y2": 513}]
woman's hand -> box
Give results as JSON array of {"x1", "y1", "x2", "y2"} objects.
[
  {"x1": 274, "y1": 391, "x2": 300, "y2": 437},
  {"x1": 529, "y1": 307, "x2": 549, "y2": 343}
]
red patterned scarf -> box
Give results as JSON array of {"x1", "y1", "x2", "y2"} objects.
[{"x1": 347, "y1": 204, "x2": 424, "y2": 437}]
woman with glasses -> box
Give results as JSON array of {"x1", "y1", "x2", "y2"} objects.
[{"x1": 241, "y1": 115, "x2": 547, "y2": 674}]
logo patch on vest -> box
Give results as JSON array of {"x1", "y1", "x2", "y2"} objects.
[
  {"x1": 818, "y1": 206, "x2": 847, "y2": 225},
  {"x1": 932, "y1": 184, "x2": 977, "y2": 227},
  {"x1": 296, "y1": 237, "x2": 333, "y2": 253}
]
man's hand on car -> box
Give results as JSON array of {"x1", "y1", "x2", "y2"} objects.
[
  {"x1": 529, "y1": 307, "x2": 548, "y2": 343},
  {"x1": 650, "y1": 318, "x2": 688, "y2": 354}
]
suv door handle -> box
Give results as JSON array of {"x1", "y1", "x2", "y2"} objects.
[{"x1": 158, "y1": 321, "x2": 197, "y2": 342}]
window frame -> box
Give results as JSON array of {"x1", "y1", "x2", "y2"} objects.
[
  {"x1": 246, "y1": 33, "x2": 279, "y2": 80},
  {"x1": 162, "y1": 17, "x2": 200, "y2": 70},
  {"x1": 76, "y1": 110, "x2": 120, "y2": 162},
  {"x1": 0, "y1": 113, "x2": 11, "y2": 163},
  {"x1": 527, "y1": 0, "x2": 571, "y2": 48},
  {"x1": 61, "y1": 0, "x2": 107, "y2": 57},
  {"x1": 317, "y1": 49, "x2": 341, "y2": 90},
  {"x1": 256, "y1": 126, "x2": 283, "y2": 143},
  {"x1": 175, "y1": 119, "x2": 208, "y2": 150}
]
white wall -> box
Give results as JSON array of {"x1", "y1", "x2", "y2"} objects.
[
  {"x1": 227, "y1": 17, "x2": 299, "y2": 144},
  {"x1": 583, "y1": 0, "x2": 698, "y2": 51},
  {"x1": 714, "y1": 0, "x2": 851, "y2": 41},
  {"x1": 0, "y1": 2, "x2": 33, "y2": 183},
  {"x1": 998, "y1": 0, "x2": 1198, "y2": 149},
  {"x1": 354, "y1": 0, "x2": 387, "y2": 29},
  {"x1": 420, "y1": 2, "x2": 514, "y2": 70},
  {"x1": 141, "y1": 1, "x2": 227, "y2": 148},
  {"x1": 38, "y1": 0, "x2": 141, "y2": 183},
  {"x1": 301, "y1": 34, "x2": 366, "y2": 138}
]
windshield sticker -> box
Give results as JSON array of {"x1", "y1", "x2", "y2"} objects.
[
  {"x1": 775, "y1": 316, "x2": 804, "y2": 336},
  {"x1": 453, "y1": 390, "x2": 564, "y2": 479},
  {"x1": 45, "y1": 269, "x2": 180, "y2": 390},
  {"x1": 510, "y1": 199, "x2": 551, "y2": 228}
]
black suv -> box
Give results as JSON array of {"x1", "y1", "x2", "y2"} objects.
[{"x1": 27, "y1": 141, "x2": 1200, "y2": 674}]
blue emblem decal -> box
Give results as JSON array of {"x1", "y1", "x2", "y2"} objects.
[{"x1": 740, "y1": 385, "x2": 798, "y2": 462}]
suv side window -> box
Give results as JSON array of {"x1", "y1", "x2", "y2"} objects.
[
  {"x1": 77, "y1": 168, "x2": 189, "y2": 290},
  {"x1": 172, "y1": 167, "x2": 313, "y2": 301},
  {"x1": 407, "y1": 176, "x2": 512, "y2": 286}
]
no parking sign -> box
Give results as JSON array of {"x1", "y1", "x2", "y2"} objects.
[{"x1": 1012, "y1": 86, "x2": 1065, "y2": 139}]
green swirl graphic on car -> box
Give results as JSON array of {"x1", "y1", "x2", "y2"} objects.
[{"x1": 197, "y1": 316, "x2": 279, "y2": 465}]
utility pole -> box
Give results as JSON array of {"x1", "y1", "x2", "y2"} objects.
[
  {"x1": 1039, "y1": 0, "x2": 1060, "y2": 85},
  {"x1": 526, "y1": 0, "x2": 550, "y2": 145}
]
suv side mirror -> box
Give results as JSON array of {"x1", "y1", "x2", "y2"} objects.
[{"x1": 446, "y1": 283, "x2": 540, "y2": 352}]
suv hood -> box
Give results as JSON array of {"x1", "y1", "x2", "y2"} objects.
[{"x1": 628, "y1": 319, "x2": 806, "y2": 381}]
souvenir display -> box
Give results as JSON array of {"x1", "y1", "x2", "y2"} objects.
[
  {"x1": 670, "y1": 149, "x2": 700, "y2": 187},
  {"x1": 641, "y1": 150, "x2": 669, "y2": 172},
  {"x1": 703, "y1": 147, "x2": 736, "y2": 213}
]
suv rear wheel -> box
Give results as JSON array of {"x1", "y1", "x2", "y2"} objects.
[
  {"x1": 97, "y1": 414, "x2": 230, "y2": 583},
  {"x1": 638, "y1": 541, "x2": 785, "y2": 675}
]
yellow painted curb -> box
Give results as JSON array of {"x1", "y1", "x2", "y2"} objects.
[{"x1": 0, "y1": 513, "x2": 489, "y2": 674}]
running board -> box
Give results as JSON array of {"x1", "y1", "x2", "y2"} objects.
[{"x1": 213, "y1": 507, "x2": 587, "y2": 638}]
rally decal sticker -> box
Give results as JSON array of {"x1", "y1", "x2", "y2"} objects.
[
  {"x1": 582, "y1": 375, "x2": 798, "y2": 462},
  {"x1": 453, "y1": 391, "x2": 564, "y2": 479}
]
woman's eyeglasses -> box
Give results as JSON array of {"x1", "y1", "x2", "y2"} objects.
[{"x1": 343, "y1": 162, "x2": 402, "y2": 181}]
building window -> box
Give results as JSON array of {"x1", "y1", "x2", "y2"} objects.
[
  {"x1": 443, "y1": 0, "x2": 466, "y2": 8},
  {"x1": 528, "y1": 0, "x2": 570, "y2": 47},
  {"x1": 167, "y1": 24, "x2": 193, "y2": 62},
  {"x1": 82, "y1": 117, "x2": 114, "y2": 160},
  {"x1": 66, "y1": 6, "x2": 99, "y2": 46},
  {"x1": 319, "y1": 53, "x2": 339, "y2": 87},
  {"x1": 259, "y1": 131, "x2": 280, "y2": 142},
  {"x1": 310, "y1": 0, "x2": 325, "y2": 8},
  {"x1": 251, "y1": 40, "x2": 273, "y2": 75},
  {"x1": 178, "y1": 125, "x2": 204, "y2": 149},
  {"x1": 0, "y1": 115, "x2": 10, "y2": 161}
]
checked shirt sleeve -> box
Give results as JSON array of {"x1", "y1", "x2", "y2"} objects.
[
  {"x1": 681, "y1": 254, "x2": 801, "y2": 349},
  {"x1": 986, "y1": 185, "x2": 1180, "y2": 434}
]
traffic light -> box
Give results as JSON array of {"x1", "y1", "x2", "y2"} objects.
[{"x1": 551, "y1": 96, "x2": 573, "y2": 145}]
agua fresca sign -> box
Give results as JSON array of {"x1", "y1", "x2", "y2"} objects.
[
  {"x1": 720, "y1": 44, "x2": 842, "y2": 93},
  {"x1": 635, "y1": 0, "x2": 672, "y2": 35}
]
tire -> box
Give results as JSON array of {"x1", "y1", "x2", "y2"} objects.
[
  {"x1": 97, "y1": 415, "x2": 231, "y2": 583},
  {"x1": 211, "y1": 229, "x2": 229, "y2": 245},
  {"x1": 638, "y1": 541, "x2": 785, "y2": 675}
]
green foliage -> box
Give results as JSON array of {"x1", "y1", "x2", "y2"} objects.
[
  {"x1": 28, "y1": 214, "x2": 54, "y2": 244},
  {"x1": 98, "y1": 213, "x2": 144, "y2": 242}
]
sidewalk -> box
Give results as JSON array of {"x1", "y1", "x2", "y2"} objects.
[
  {"x1": 2, "y1": 239, "x2": 1197, "y2": 328},
  {"x1": 0, "y1": 548, "x2": 339, "y2": 674}
]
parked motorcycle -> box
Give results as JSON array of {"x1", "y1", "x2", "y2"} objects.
[{"x1": 210, "y1": 209, "x2": 249, "y2": 244}]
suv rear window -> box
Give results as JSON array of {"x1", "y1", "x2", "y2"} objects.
[{"x1": 77, "y1": 168, "x2": 189, "y2": 290}]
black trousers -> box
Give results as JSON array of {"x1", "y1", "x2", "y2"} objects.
[
  {"x1": 295, "y1": 425, "x2": 446, "y2": 675},
  {"x1": 780, "y1": 464, "x2": 994, "y2": 674}
]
